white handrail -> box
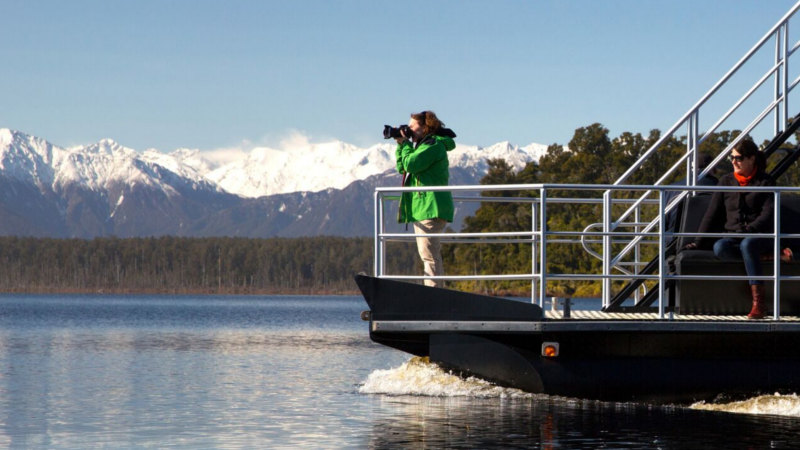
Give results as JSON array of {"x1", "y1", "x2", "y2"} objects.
[{"x1": 374, "y1": 183, "x2": 800, "y2": 321}]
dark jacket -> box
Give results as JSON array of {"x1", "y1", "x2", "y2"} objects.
[{"x1": 693, "y1": 171, "x2": 775, "y2": 248}]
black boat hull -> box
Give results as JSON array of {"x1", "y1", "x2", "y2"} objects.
[{"x1": 356, "y1": 275, "x2": 800, "y2": 403}]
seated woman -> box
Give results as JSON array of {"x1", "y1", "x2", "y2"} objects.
[{"x1": 683, "y1": 139, "x2": 775, "y2": 319}]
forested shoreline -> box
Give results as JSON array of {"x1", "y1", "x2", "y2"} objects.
[
  {"x1": 0, "y1": 236, "x2": 419, "y2": 295},
  {"x1": 2, "y1": 123, "x2": 797, "y2": 297}
]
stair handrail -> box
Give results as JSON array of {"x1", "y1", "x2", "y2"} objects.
[
  {"x1": 614, "y1": 1, "x2": 800, "y2": 187},
  {"x1": 591, "y1": 1, "x2": 800, "y2": 304},
  {"x1": 610, "y1": 104, "x2": 777, "y2": 269},
  {"x1": 611, "y1": 35, "x2": 796, "y2": 232}
]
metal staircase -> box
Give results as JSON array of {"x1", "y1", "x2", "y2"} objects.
[
  {"x1": 603, "y1": 112, "x2": 800, "y2": 312},
  {"x1": 591, "y1": 1, "x2": 800, "y2": 309}
]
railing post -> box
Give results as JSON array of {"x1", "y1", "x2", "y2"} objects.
[
  {"x1": 774, "y1": 191, "x2": 781, "y2": 320},
  {"x1": 602, "y1": 190, "x2": 612, "y2": 307},
  {"x1": 539, "y1": 187, "x2": 547, "y2": 307},
  {"x1": 775, "y1": 24, "x2": 784, "y2": 135},
  {"x1": 531, "y1": 199, "x2": 538, "y2": 305},
  {"x1": 634, "y1": 203, "x2": 641, "y2": 303},
  {"x1": 687, "y1": 114, "x2": 692, "y2": 185},
  {"x1": 782, "y1": 21, "x2": 790, "y2": 128},
  {"x1": 688, "y1": 111, "x2": 699, "y2": 186},
  {"x1": 374, "y1": 191, "x2": 383, "y2": 277},
  {"x1": 658, "y1": 189, "x2": 666, "y2": 319}
]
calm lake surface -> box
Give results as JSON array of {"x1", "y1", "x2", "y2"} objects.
[{"x1": 0, "y1": 294, "x2": 799, "y2": 448}]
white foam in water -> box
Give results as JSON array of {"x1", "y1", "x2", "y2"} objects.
[
  {"x1": 362, "y1": 357, "x2": 800, "y2": 416},
  {"x1": 359, "y1": 356, "x2": 535, "y2": 398},
  {"x1": 691, "y1": 393, "x2": 800, "y2": 417}
]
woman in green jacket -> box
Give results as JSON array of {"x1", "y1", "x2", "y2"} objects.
[{"x1": 395, "y1": 110, "x2": 456, "y2": 288}]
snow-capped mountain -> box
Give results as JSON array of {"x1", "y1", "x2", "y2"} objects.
[
  {"x1": 0, "y1": 128, "x2": 549, "y2": 238},
  {"x1": 0, "y1": 128, "x2": 59, "y2": 188},
  {"x1": 135, "y1": 139, "x2": 547, "y2": 198}
]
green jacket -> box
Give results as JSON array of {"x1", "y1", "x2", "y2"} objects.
[{"x1": 396, "y1": 134, "x2": 455, "y2": 223}]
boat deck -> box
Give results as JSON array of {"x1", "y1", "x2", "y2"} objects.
[{"x1": 544, "y1": 310, "x2": 800, "y2": 321}]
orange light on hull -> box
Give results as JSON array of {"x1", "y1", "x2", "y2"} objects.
[{"x1": 542, "y1": 342, "x2": 559, "y2": 357}]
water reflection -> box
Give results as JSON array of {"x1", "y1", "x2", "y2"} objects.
[
  {"x1": 364, "y1": 394, "x2": 800, "y2": 448},
  {"x1": 2, "y1": 294, "x2": 799, "y2": 447},
  {"x1": 0, "y1": 294, "x2": 381, "y2": 448},
  {"x1": 0, "y1": 329, "x2": 372, "y2": 354},
  {"x1": 360, "y1": 357, "x2": 800, "y2": 448}
]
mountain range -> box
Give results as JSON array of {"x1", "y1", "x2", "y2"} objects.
[{"x1": 0, "y1": 128, "x2": 548, "y2": 238}]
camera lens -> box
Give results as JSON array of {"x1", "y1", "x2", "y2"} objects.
[{"x1": 382, "y1": 125, "x2": 406, "y2": 140}]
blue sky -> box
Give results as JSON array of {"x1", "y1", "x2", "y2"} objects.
[{"x1": 1, "y1": 0, "x2": 798, "y2": 151}]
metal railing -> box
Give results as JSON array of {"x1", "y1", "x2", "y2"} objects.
[
  {"x1": 589, "y1": 1, "x2": 800, "y2": 299},
  {"x1": 373, "y1": 183, "x2": 800, "y2": 321}
]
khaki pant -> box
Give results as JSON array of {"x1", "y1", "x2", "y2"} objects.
[{"x1": 414, "y1": 218, "x2": 447, "y2": 287}]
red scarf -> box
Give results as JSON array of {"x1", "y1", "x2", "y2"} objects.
[{"x1": 734, "y1": 171, "x2": 755, "y2": 186}]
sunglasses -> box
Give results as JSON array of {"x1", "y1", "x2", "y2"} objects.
[{"x1": 729, "y1": 155, "x2": 747, "y2": 162}]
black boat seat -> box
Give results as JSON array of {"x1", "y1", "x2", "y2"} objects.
[{"x1": 675, "y1": 193, "x2": 800, "y2": 315}]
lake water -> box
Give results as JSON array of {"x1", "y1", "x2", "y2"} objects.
[{"x1": 1, "y1": 294, "x2": 799, "y2": 448}]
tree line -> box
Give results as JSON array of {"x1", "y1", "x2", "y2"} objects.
[{"x1": 0, "y1": 236, "x2": 418, "y2": 294}]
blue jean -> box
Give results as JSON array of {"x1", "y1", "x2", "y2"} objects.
[{"x1": 713, "y1": 237, "x2": 773, "y2": 285}]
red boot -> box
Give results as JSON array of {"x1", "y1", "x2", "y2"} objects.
[{"x1": 747, "y1": 284, "x2": 767, "y2": 319}]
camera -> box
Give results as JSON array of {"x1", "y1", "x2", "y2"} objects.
[{"x1": 383, "y1": 124, "x2": 411, "y2": 140}]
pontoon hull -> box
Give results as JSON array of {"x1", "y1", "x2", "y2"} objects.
[{"x1": 356, "y1": 275, "x2": 800, "y2": 403}]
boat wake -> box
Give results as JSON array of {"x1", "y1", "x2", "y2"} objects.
[
  {"x1": 690, "y1": 394, "x2": 800, "y2": 417},
  {"x1": 358, "y1": 356, "x2": 535, "y2": 399},
  {"x1": 362, "y1": 357, "x2": 800, "y2": 417}
]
